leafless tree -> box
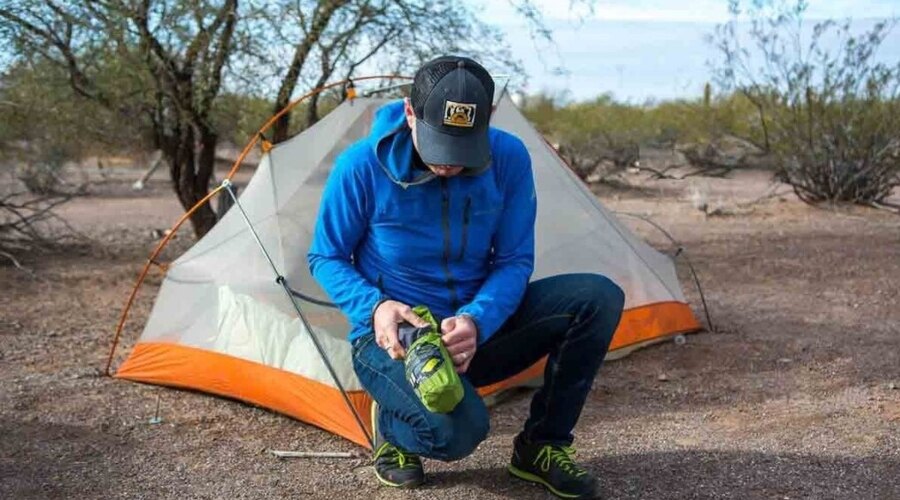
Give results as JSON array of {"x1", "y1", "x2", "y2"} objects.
[
  {"x1": 1, "y1": 0, "x2": 240, "y2": 236},
  {"x1": 557, "y1": 137, "x2": 639, "y2": 183},
  {"x1": 265, "y1": 0, "x2": 527, "y2": 141},
  {"x1": 0, "y1": 188, "x2": 85, "y2": 271}
]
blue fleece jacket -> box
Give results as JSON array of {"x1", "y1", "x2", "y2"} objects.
[{"x1": 307, "y1": 101, "x2": 536, "y2": 344}]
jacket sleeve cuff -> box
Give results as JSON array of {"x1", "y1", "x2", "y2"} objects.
[{"x1": 455, "y1": 306, "x2": 489, "y2": 343}]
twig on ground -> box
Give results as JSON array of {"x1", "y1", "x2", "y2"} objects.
[
  {"x1": 734, "y1": 182, "x2": 789, "y2": 207},
  {"x1": 868, "y1": 201, "x2": 900, "y2": 214},
  {"x1": 632, "y1": 163, "x2": 683, "y2": 180},
  {"x1": 703, "y1": 182, "x2": 791, "y2": 217},
  {"x1": 634, "y1": 162, "x2": 737, "y2": 181},
  {"x1": 45, "y1": 211, "x2": 94, "y2": 244},
  {"x1": 0, "y1": 249, "x2": 36, "y2": 278},
  {"x1": 1, "y1": 189, "x2": 83, "y2": 273}
]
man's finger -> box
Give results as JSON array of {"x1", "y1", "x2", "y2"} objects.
[
  {"x1": 374, "y1": 325, "x2": 391, "y2": 347},
  {"x1": 399, "y1": 307, "x2": 429, "y2": 328},
  {"x1": 385, "y1": 342, "x2": 406, "y2": 360},
  {"x1": 440, "y1": 316, "x2": 456, "y2": 334},
  {"x1": 441, "y1": 328, "x2": 472, "y2": 347},
  {"x1": 451, "y1": 349, "x2": 474, "y2": 365},
  {"x1": 455, "y1": 357, "x2": 473, "y2": 374},
  {"x1": 384, "y1": 325, "x2": 406, "y2": 357},
  {"x1": 445, "y1": 339, "x2": 475, "y2": 356}
]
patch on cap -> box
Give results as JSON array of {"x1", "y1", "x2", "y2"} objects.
[{"x1": 443, "y1": 100, "x2": 477, "y2": 128}]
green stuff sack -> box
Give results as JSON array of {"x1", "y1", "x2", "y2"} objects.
[{"x1": 399, "y1": 306, "x2": 464, "y2": 414}]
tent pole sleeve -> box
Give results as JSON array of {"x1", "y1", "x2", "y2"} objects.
[{"x1": 221, "y1": 180, "x2": 373, "y2": 449}]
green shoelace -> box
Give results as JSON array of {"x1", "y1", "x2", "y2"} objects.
[
  {"x1": 375, "y1": 443, "x2": 421, "y2": 469},
  {"x1": 534, "y1": 445, "x2": 587, "y2": 477}
]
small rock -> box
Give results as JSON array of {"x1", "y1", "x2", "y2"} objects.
[
  {"x1": 777, "y1": 358, "x2": 793, "y2": 364},
  {"x1": 889, "y1": 382, "x2": 897, "y2": 390},
  {"x1": 657, "y1": 373, "x2": 669, "y2": 382}
]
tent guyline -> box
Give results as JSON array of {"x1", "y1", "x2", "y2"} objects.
[
  {"x1": 534, "y1": 131, "x2": 714, "y2": 333},
  {"x1": 104, "y1": 75, "x2": 413, "y2": 377},
  {"x1": 220, "y1": 179, "x2": 373, "y2": 449},
  {"x1": 612, "y1": 211, "x2": 714, "y2": 332}
]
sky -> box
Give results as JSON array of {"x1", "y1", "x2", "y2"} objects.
[{"x1": 478, "y1": 0, "x2": 900, "y2": 101}]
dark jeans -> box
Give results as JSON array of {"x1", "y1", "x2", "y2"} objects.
[{"x1": 351, "y1": 273, "x2": 625, "y2": 461}]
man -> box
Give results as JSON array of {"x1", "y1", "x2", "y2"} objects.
[{"x1": 308, "y1": 56, "x2": 624, "y2": 499}]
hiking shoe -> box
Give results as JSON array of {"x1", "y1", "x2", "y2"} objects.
[
  {"x1": 508, "y1": 434, "x2": 598, "y2": 499},
  {"x1": 371, "y1": 402, "x2": 424, "y2": 488}
]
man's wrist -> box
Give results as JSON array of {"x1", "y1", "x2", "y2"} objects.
[
  {"x1": 457, "y1": 313, "x2": 479, "y2": 334},
  {"x1": 371, "y1": 297, "x2": 391, "y2": 326}
]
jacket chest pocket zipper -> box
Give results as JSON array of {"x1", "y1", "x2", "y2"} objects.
[{"x1": 457, "y1": 197, "x2": 471, "y2": 261}]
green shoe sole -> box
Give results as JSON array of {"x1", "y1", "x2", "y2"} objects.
[{"x1": 508, "y1": 464, "x2": 591, "y2": 499}]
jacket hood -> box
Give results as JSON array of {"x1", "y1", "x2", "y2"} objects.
[{"x1": 369, "y1": 101, "x2": 435, "y2": 188}]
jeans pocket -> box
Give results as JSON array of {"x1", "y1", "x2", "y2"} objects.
[{"x1": 351, "y1": 333, "x2": 375, "y2": 360}]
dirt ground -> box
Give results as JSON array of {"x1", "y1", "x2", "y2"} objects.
[{"x1": 1, "y1": 163, "x2": 898, "y2": 499}]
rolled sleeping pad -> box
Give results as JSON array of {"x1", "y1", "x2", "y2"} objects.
[{"x1": 398, "y1": 305, "x2": 464, "y2": 413}]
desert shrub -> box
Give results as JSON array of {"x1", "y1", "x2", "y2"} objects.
[
  {"x1": 16, "y1": 149, "x2": 67, "y2": 195},
  {"x1": 521, "y1": 89, "x2": 772, "y2": 182},
  {"x1": 522, "y1": 93, "x2": 647, "y2": 181},
  {"x1": 0, "y1": 59, "x2": 149, "y2": 194},
  {"x1": 711, "y1": 1, "x2": 900, "y2": 205}
]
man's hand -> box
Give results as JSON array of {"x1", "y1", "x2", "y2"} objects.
[
  {"x1": 441, "y1": 315, "x2": 478, "y2": 373},
  {"x1": 373, "y1": 300, "x2": 429, "y2": 360}
]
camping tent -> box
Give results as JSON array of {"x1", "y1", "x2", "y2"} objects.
[{"x1": 112, "y1": 92, "x2": 700, "y2": 448}]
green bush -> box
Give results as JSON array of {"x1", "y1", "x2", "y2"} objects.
[{"x1": 520, "y1": 89, "x2": 767, "y2": 181}]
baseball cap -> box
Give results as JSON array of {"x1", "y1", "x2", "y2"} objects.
[{"x1": 409, "y1": 56, "x2": 495, "y2": 169}]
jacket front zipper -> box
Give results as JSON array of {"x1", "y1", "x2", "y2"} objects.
[
  {"x1": 439, "y1": 179, "x2": 459, "y2": 309},
  {"x1": 457, "y1": 196, "x2": 471, "y2": 261}
]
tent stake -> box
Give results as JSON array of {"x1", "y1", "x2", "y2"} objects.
[
  {"x1": 221, "y1": 180, "x2": 373, "y2": 449},
  {"x1": 270, "y1": 450, "x2": 357, "y2": 459}
]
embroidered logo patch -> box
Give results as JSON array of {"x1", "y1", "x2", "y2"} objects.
[{"x1": 443, "y1": 101, "x2": 477, "y2": 128}]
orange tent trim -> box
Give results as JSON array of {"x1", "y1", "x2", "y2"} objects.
[{"x1": 116, "y1": 300, "x2": 698, "y2": 448}]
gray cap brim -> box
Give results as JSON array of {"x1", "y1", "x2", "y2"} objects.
[{"x1": 415, "y1": 119, "x2": 491, "y2": 169}]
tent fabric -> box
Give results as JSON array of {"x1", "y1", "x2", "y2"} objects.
[{"x1": 116, "y1": 95, "x2": 700, "y2": 447}]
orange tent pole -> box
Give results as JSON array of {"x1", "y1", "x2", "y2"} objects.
[
  {"x1": 104, "y1": 75, "x2": 412, "y2": 376},
  {"x1": 226, "y1": 75, "x2": 412, "y2": 179}
]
